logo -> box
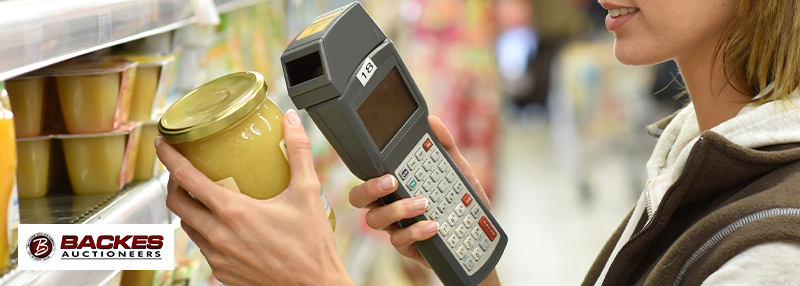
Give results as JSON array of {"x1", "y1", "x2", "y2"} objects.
[
  {"x1": 27, "y1": 232, "x2": 55, "y2": 261},
  {"x1": 18, "y1": 224, "x2": 174, "y2": 270}
]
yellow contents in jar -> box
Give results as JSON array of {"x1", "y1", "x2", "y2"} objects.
[
  {"x1": 62, "y1": 135, "x2": 125, "y2": 195},
  {"x1": 16, "y1": 139, "x2": 51, "y2": 198},
  {"x1": 6, "y1": 77, "x2": 45, "y2": 137},
  {"x1": 56, "y1": 73, "x2": 120, "y2": 133},
  {"x1": 174, "y1": 101, "x2": 290, "y2": 199},
  {"x1": 0, "y1": 96, "x2": 16, "y2": 270},
  {"x1": 160, "y1": 72, "x2": 335, "y2": 231},
  {"x1": 134, "y1": 123, "x2": 160, "y2": 180},
  {"x1": 129, "y1": 67, "x2": 160, "y2": 122}
]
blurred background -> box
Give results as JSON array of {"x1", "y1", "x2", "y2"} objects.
[{"x1": 0, "y1": 0, "x2": 689, "y2": 285}]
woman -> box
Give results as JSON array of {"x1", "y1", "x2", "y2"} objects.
[{"x1": 155, "y1": 0, "x2": 800, "y2": 285}]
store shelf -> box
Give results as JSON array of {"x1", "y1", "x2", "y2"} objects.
[
  {"x1": 18, "y1": 172, "x2": 170, "y2": 225},
  {"x1": 0, "y1": 269, "x2": 120, "y2": 286},
  {"x1": 0, "y1": 0, "x2": 269, "y2": 82},
  {"x1": 82, "y1": 171, "x2": 171, "y2": 224},
  {"x1": 1, "y1": 172, "x2": 170, "y2": 286}
]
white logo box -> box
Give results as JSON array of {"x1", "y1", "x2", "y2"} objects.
[{"x1": 18, "y1": 224, "x2": 174, "y2": 270}]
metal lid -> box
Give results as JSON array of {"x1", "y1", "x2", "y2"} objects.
[{"x1": 159, "y1": 71, "x2": 267, "y2": 144}]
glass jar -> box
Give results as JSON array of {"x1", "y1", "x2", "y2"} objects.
[{"x1": 159, "y1": 72, "x2": 335, "y2": 231}]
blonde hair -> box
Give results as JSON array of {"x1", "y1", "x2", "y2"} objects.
[{"x1": 715, "y1": 0, "x2": 800, "y2": 103}]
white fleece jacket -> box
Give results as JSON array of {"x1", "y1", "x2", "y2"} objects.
[{"x1": 595, "y1": 87, "x2": 800, "y2": 286}]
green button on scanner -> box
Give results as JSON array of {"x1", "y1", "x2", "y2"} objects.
[{"x1": 408, "y1": 179, "x2": 417, "y2": 189}]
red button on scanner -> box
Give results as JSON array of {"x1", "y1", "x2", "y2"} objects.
[
  {"x1": 423, "y1": 139, "x2": 433, "y2": 151},
  {"x1": 461, "y1": 193, "x2": 473, "y2": 207},
  {"x1": 479, "y1": 217, "x2": 497, "y2": 241}
]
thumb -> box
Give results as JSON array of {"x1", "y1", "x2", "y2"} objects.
[{"x1": 282, "y1": 109, "x2": 321, "y2": 200}]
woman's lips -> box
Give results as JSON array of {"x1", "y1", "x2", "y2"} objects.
[{"x1": 605, "y1": 10, "x2": 639, "y2": 31}]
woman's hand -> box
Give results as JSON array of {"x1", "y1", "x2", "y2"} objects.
[
  {"x1": 155, "y1": 110, "x2": 352, "y2": 286},
  {"x1": 348, "y1": 116, "x2": 493, "y2": 265}
]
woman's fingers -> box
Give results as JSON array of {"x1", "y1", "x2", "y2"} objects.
[
  {"x1": 349, "y1": 174, "x2": 397, "y2": 208},
  {"x1": 387, "y1": 220, "x2": 439, "y2": 248},
  {"x1": 166, "y1": 178, "x2": 217, "y2": 230},
  {"x1": 181, "y1": 220, "x2": 219, "y2": 259},
  {"x1": 364, "y1": 196, "x2": 429, "y2": 230},
  {"x1": 156, "y1": 137, "x2": 230, "y2": 211},
  {"x1": 283, "y1": 110, "x2": 318, "y2": 186}
]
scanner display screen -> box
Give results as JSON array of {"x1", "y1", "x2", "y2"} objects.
[{"x1": 358, "y1": 67, "x2": 418, "y2": 151}]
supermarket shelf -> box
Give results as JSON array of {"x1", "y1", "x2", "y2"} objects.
[
  {"x1": 82, "y1": 171, "x2": 171, "y2": 224},
  {"x1": 0, "y1": 269, "x2": 120, "y2": 286},
  {"x1": 0, "y1": 0, "x2": 269, "y2": 82},
  {"x1": 18, "y1": 172, "x2": 171, "y2": 225},
  {"x1": 1, "y1": 172, "x2": 170, "y2": 286}
]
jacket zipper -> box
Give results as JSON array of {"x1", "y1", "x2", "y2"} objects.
[
  {"x1": 643, "y1": 181, "x2": 654, "y2": 224},
  {"x1": 673, "y1": 207, "x2": 800, "y2": 286},
  {"x1": 633, "y1": 136, "x2": 702, "y2": 239},
  {"x1": 603, "y1": 136, "x2": 704, "y2": 286}
]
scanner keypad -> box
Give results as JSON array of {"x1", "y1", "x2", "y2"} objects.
[{"x1": 394, "y1": 133, "x2": 501, "y2": 276}]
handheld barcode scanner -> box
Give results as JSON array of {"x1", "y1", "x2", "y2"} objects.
[{"x1": 280, "y1": 2, "x2": 506, "y2": 285}]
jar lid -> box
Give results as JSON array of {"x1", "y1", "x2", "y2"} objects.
[{"x1": 159, "y1": 71, "x2": 267, "y2": 144}]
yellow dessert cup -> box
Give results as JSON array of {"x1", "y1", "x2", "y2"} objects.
[
  {"x1": 16, "y1": 138, "x2": 51, "y2": 198},
  {"x1": 62, "y1": 135, "x2": 125, "y2": 195},
  {"x1": 6, "y1": 77, "x2": 46, "y2": 137},
  {"x1": 121, "y1": 270, "x2": 156, "y2": 286},
  {"x1": 56, "y1": 73, "x2": 120, "y2": 133},
  {"x1": 128, "y1": 66, "x2": 160, "y2": 122},
  {"x1": 133, "y1": 123, "x2": 160, "y2": 180}
]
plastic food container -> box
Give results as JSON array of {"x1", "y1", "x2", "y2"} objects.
[
  {"x1": 50, "y1": 62, "x2": 137, "y2": 134},
  {"x1": 57, "y1": 73, "x2": 120, "y2": 133},
  {"x1": 104, "y1": 54, "x2": 174, "y2": 122},
  {"x1": 159, "y1": 72, "x2": 335, "y2": 230},
  {"x1": 15, "y1": 137, "x2": 51, "y2": 198},
  {"x1": 129, "y1": 66, "x2": 159, "y2": 121},
  {"x1": 134, "y1": 122, "x2": 162, "y2": 180},
  {"x1": 120, "y1": 270, "x2": 155, "y2": 286},
  {"x1": 62, "y1": 134, "x2": 126, "y2": 195},
  {"x1": 5, "y1": 77, "x2": 46, "y2": 137}
]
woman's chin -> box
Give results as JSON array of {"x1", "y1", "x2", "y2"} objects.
[{"x1": 613, "y1": 41, "x2": 668, "y2": 66}]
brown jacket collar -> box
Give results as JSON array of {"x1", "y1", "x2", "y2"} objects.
[{"x1": 585, "y1": 112, "x2": 800, "y2": 286}]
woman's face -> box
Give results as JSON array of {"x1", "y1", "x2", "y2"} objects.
[{"x1": 600, "y1": 0, "x2": 737, "y2": 65}]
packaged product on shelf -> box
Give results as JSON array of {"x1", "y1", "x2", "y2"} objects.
[
  {"x1": 158, "y1": 72, "x2": 335, "y2": 231},
  {"x1": 46, "y1": 61, "x2": 138, "y2": 134},
  {"x1": 104, "y1": 54, "x2": 176, "y2": 122},
  {"x1": 121, "y1": 270, "x2": 153, "y2": 286},
  {"x1": 121, "y1": 269, "x2": 171, "y2": 286},
  {"x1": 5, "y1": 76, "x2": 46, "y2": 137},
  {"x1": 0, "y1": 83, "x2": 19, "y2": 270},
  {"x1": 134, "y1": 121, "x2": 164, "y2": 181},
  {"x1": 57, "y1": 123, "x2": 141, "y2": 195},
  {"x1": 15, "y1": 137, "x2": 51, "y2": 198}
]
